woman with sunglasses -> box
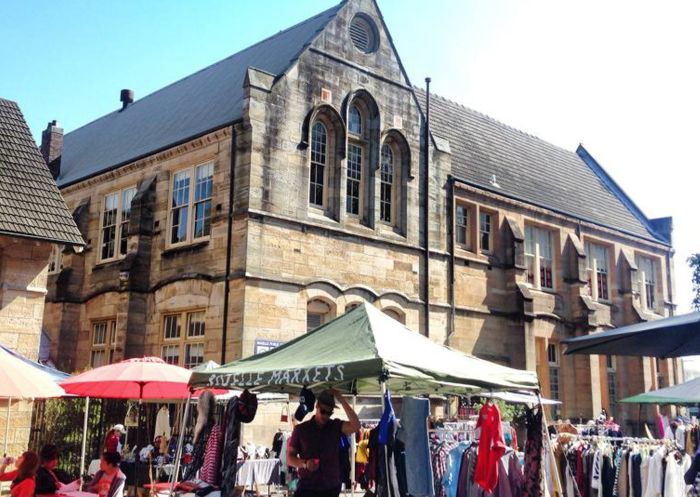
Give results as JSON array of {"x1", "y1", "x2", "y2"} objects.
[{"x1": 287, "y1": 388, "x2": 360, "y2": 497}]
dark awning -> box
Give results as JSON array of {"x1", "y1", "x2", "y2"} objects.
[{"x1": 563, "y1": 311, "x2": 700, "y2": 358}]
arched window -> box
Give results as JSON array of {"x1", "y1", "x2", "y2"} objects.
[
  {"x1": 309, "y1": 122, "x2": 327, "y2": 207},
  {"x1": 380, "y1": 144, "x2": 394, "y2": 223},
  {"x1": 383, "y1": 308, "x2": 405, "y2": 324},
  {"x1": 307, "y1": 298, "x2": 332, "y2": 331},
  {"x1": 348, "y1": 105, "x2": 362, "y2": 135},
  {"x1": 345, "y1": 302, "x2": 362, "y2": 313}
]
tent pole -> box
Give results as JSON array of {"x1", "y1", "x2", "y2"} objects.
[
  {"x1": 350, "y1": 395, "x2": 357, "y2": 491},
  {"x1": 79, "y1": 397, "x2": 90, "y2": 490},
  {"x1": 169, "y1": 391, "x2": 192, "y2": 496},
  {"x1": 4, "y1": 396, "x2": 11, "y2": 455}
]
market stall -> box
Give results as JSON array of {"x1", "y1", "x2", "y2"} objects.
[{"x1": 171, "y1": 303, "x2": 545, "y2": 497}]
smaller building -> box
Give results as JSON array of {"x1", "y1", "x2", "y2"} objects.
[{"x1": 0, "y1": 98, "x2": 83, "y2": 456}]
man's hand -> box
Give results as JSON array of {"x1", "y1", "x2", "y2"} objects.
[{"x1": 305, "y1": 459, "x2": 319, "y2": 472}]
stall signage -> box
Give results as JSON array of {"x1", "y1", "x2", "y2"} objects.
[
  {"x1": 206, "y1": 364, "x2": 346, "y2": 388},
  {"x1": 254, "y1": 339, "x2": 284, "y2": 355}
]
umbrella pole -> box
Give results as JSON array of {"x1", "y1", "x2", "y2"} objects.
[
  {"x1": 169, "y1": 392, "x2": 191, "y2": 497},
  {"x1": 4, "y1": 396, "x2": 11, "y2": 455},
  {"x1": 80, "y1": 397, "x2": 90, "y2": 490},
  {"x1": 350, "y1": 395, "x2": 357, "y2": 491}
]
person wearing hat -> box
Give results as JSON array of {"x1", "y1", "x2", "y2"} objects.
[
  {"x1": 287, "y1": 388, "x2": 360, "y2": 497},
  {"x1": 104, "y1": 424, "x2": 126, "y2": 453}
]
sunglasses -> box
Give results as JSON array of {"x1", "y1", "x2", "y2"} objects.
[{"x1": 319, "y1": 407, "x2": 334, "y2": 416}]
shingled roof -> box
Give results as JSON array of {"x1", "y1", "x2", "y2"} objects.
[
  {"x1": 0, "y1": 98, "x2": 83, "y2": 246},
  {"x1": 57, "y1": 3, "x2": 343, "y2": 187},
  {"x1": 416, "y1": 89, "x2": 665, "y2": 244}
]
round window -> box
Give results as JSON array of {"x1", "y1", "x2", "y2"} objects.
[{"x1": 349, "y1": 14, "x2": 379, "y2": 54}]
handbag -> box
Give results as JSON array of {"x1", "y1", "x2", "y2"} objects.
[{"x1": 280, "y1": 404, "x2": 289, "y2": 423}]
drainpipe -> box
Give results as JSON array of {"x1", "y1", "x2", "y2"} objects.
[
  {"x1": 221, "y1": 126, "x2": 237, "y2": 364},
  {"x1": 423, "y1": 77, "x2": 432, "y2": 338},
  {"x1": 447, "y1": 176, "x2": 456, "y2": 346}
]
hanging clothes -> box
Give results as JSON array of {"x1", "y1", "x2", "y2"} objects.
[
  {"x1": 155, "y1": 405, "x2": 171, "y2": 439},
  {"x1": 199, "y1": 424, "x2": 223, "y2": 486},
  {"x1": 523, "y1": 406, "x2": 545, "y2": 497},
  {"x1": 474, "y1": 402, "x2": 506, "y2": 493},
  {"x1": 397, "y1": 396, "x2": 434, "y2": 497},
  {"x1": 220, "y1": 397, "x2": 242, "y2": 497}
]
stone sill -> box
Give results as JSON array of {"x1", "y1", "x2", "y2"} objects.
[
  {"x1": 93, "y1": 259, "x2": 124, "y2": 271},
  {"x1": 162, "y1": 240, "x2": 209, "y2": 258}
]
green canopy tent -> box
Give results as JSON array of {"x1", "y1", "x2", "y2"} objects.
[
  {"x1": 189, "y1": 303, "x2": 539, "y2": 394},
  {"x1": 621, "y1": 375, "x2": 700, "y2": 405}
]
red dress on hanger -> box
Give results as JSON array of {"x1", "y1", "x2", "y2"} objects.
[{"x1": 474, "y1": 401, "x2": 506, "y2": 493}]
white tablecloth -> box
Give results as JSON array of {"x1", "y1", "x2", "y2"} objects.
[{"x1": 235, "y1": 459, "x2": 280, "y2": 486}]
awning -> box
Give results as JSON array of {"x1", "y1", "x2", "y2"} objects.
[
  {"x1": 190, "y1": 303, "x2": 539, "y2": 395},
  {"x1": 563, "y1": 311, "x2": 700, "y2": 358},
  {"x1": 620, "y1": 375, "x2": 700, "y2": 405}
]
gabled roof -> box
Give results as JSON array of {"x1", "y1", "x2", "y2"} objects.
[
  {"x1": 0, "y1": 98, "x2": 84, "y2": 246},
  {"x1": 57, "y1": 2, "x2": 344, "y2": 187},
  {"x1": 416, "y1": 89, "x2": 665, "y2": 244}
]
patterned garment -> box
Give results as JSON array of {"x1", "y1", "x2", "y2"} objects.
[
  {"x1": 220, "y1": 397, "x2": 243, "y2": 497},
  {"x1": 183, "y1": 421, "x2": 212, "y2": 481},
  {"x1": 523, "y1": 406, "x2": 544, "y2": 497},
  {"x1": 200, "y1": 424, "x2": 223, "y2": 485}
]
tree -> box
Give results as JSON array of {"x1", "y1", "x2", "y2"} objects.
[{"x1": 689, "y1": 253, "x2": 700, "y2": 311}]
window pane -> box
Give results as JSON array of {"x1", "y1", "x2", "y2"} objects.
[
  {"x1": 91, "y1": 350, "x2": 107, "y2": 368},
  {"x1": 346, "y1": 144, "x2": 362, "y2": 215},
  {"x1": 307, "y1": 313, "x2": 322, "y2": 331},
  {"x1": 194, "y1": 164, "x2": 213, "y2": 202},
  {"x1": 184, "y1": 343, "x2": 205, "y2": 369},
  {"x1": 101, "y1": 192, "x2": 119, "y2": 260},
  {"x1": 171, "y1": 171, "x2": 190, "y2": 244},
  {"x1": 93, "y1": 322, "x2": 107, "y2": 345},
  {"x1": 309, "y1": 123, "x2": 327, "y2": 207},
  {"x1": 349, "y1": 105, "x2": 362, "y2": 135},
  {"x1": 455, "y1": 206, "x2": 468, "y2": 247},
  {"x1": 187, "y1": 311, "x2": 206, "y2": 338},
  {"x1": 119, "y1": 187, "x2": 137, "y2": 256},
  {"x1": 549, "y1": 366, "x2": 560, "y2": 400},
  {"x1": 162, "y1": 345, "x2": 180, "y2": 365},
  {"x1": 479, "y1": 212, "x2": 491, "y2": 252},
  {"x1": 380, "y1": 144, "x2": 394, "y2": 223},
  {"x1": 163, "y1": 314, "x2": 181, "y2": 340}
]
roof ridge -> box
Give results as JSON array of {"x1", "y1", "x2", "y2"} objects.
[
  {"x1": 414, "y1": 86, "x2": 579, "y2": 157},
  {"x1": 65, "y1": 2, "x2": 344, "y2": 139}
]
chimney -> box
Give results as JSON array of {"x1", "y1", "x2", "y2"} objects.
[
  {"x1": 40, "y1": 120, "x2": 63, "y2": 179},
  {"x1": 120, "y1": 89, "x2": 134, "y2": 111}
]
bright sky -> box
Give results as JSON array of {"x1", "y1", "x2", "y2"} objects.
[{"x1": 2, "y1": 0, "x2": 697, "y2": 355}]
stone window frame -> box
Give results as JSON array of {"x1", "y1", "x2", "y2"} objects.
[
  {"x1": 453, "y1": 200, "x2": 497, "y2": 256},
  {"x1": 305, "y1": 105, "x2": 345, "y2": 220},
  {"x1": 306, "y1": 298, "x2": 335, "y2": 332},
  {"x1": 378, "y1": 130, "x2": 410, "y2": 236},
  {"x1": 167, "y1": 162, "x2": 214, "y2": 248},
  {"x1": 635, "y1": 253, "x2": 660, "y2": 313},
  {"x1": 90, "y1": 319, "x2": 117, "y2": 367},
  {"x1": 524, "y1": 223, "x2": 557, "y2": 291},
  {"x1": 381, "y1": 307, "x2": 405, "y2": 324},
  {"x1": 346, "y1": 100, "x2": 370, "y2": 219},
  {"x1": 478, "y1": 208, "x2": 497, "y2": 255},
  {"x1": 584, "y1": 239, "x2": 613, "y2": 303},
  {"x1": 48, "y1": 244, "x2": 64, "y2": 275},
  {"x1": 97, "y1": 185, "x2": 137, "y2": 263},
  {"x1": 160, "y1": 309, "x2": 207, "y2": 369}
]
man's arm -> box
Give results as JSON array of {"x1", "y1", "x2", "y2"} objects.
[
  {"x1": 287, "y1": 440, "x2": 318, "y2": 473},
  {"x1": 331, "y1": 389, "x2": 360, "y2": 436}
]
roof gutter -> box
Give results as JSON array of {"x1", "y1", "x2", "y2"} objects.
[
  {"x1": 0, "y1": 229, "x2": 85, "y2": 248},
  {"x1": 450, "y1": 175, "x2": 672, "y2": 248}
]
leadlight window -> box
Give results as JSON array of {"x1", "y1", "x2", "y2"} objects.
[
  {"x1": 100, "y1": 187, "x2": 136, "y2": 262},
  {"x1": 349, "y1": 105, "x2": 362, "y2": 135},
  {"x1": 346, "y1": 143, "x2": 362, "y2": 215},
  {"x1": 380, "y1": 144, "x2": 394, "y2": 223},
  {"x1": 91, "y1": 320, "x2": 117, "y2": 367},
  {"x1": 525, "y1": 225, "x2": 554, "y2": 290},
  {"x1": 637, "y1": 255, "x2": 657, "y2": 311},
  {"x1": 161, "y1": 310, "x2": 206, "y2": 368},
  {"x1": 480, "y1": 212, "x2": 492, "y2": 253},
  {"x1": 170, "y1": 163, "x2": 213, "y2": 245},
  {"x1": 585, "y1": 242, "x2": 610, "y2": 301},
  {"x1": 455, "y1": 205, "x2": 469, "y2": 249},
  {"x1": 309, "y1": 122, "x2": 327, "y2": 207}
]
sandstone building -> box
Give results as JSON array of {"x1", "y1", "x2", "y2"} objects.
[
  {"x1": 0, "y1": 98, "x2": 83, "y2": 455},
  {"x1": 43, "y1": 0, "x2": 679, "y2": 429}
]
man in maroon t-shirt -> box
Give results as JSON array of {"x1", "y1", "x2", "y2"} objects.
[{"x1": 288, "y1": 388, "x2": 360, "y2": 497}]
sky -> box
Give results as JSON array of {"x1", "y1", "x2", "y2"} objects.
[{"x1": 1, "y1": 0, "x2": 698, "y2": 362}]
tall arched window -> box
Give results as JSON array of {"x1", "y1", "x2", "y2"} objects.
[
  {"x1": 380, "y1": 144, "x2": 394, "y2": 223},
  {"x1": 348, "y1": 105, "x2": 362, "y2": 135},
  {"x1": 347, "y1": 104, "x2": 364, "y2": 216},
  {"x1": 309, "y1": 122, "x2": 327, "y2": 207}
]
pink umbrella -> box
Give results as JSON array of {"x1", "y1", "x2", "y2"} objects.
[{"x1": 60, "y1": 356, "x2": 194, "y2": 399}]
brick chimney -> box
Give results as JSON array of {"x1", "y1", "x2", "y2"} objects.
[
  {"x1": 40, "y1": 120, "x2": 63, "y2": 179},
  {"x1": 120, "y1": 89, "x2": 134, "y2": 111}
]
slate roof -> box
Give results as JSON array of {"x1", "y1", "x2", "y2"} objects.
[
  {"x1": 57, "y1": 3, "x2": 344, "y2": 187},
  {"x1": 0, "y1": 98, "x2": 84, "y2": 246},
  {"x1": 415, "y1": 89, "x2": 665, "y2": 244}
]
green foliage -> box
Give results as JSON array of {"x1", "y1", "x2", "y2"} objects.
[
  {"x1": 689, "y1": 253, "x2": 700, "y2": 311},
  {"x1": 472, "y1": 398, "x2": 527, "y2": 426}
]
